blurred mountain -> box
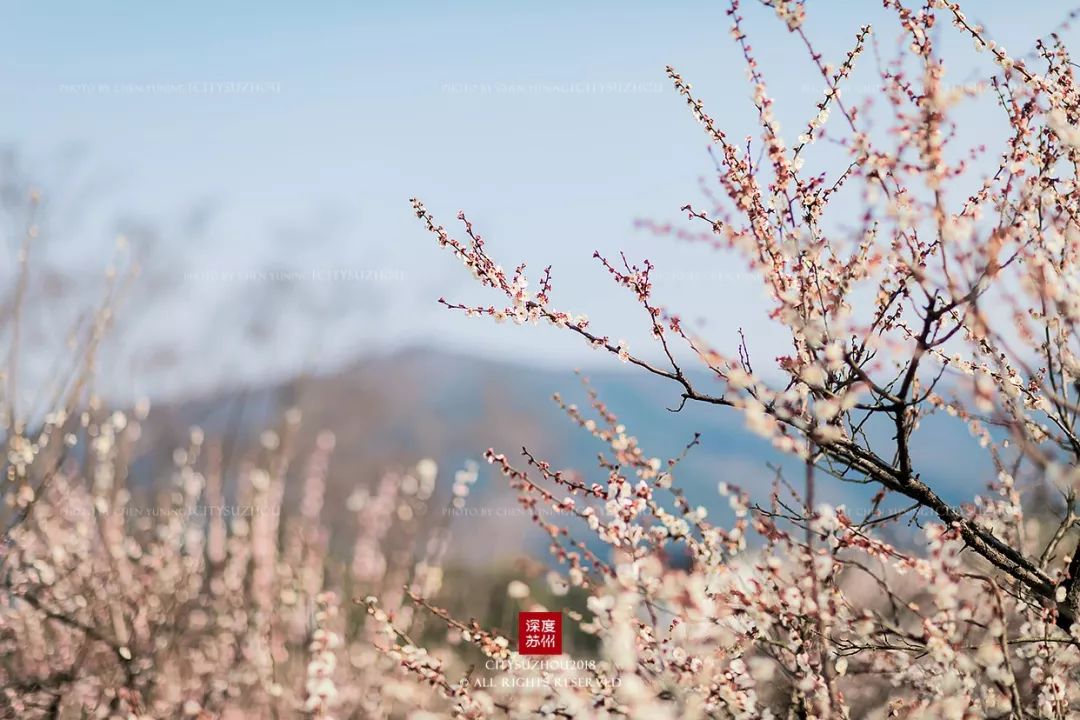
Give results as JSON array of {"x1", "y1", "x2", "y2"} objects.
[{"x1": 135, "y1": 347, "x2": 994, "y2": 563}]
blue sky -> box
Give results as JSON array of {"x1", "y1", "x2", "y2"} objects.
[{"x1": 2, "y1": 1, "x2": 1077, "y2": 398}]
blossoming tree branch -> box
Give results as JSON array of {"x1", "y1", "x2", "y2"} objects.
[{"x1": 395, "y1": 0, "x2": 1080, "y2": 716}]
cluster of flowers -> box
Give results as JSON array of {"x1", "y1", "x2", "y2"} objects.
[
  {"x1": 0, "y1": 393, "x2": 466, "y2": 718},
  {"x1": 360, "y1": 385, "x2": 1078, "y2": 718}
]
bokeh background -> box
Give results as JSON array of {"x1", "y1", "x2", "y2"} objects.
[{"x1": 2, "y1": 0, "x2": 1076, "y2": 566}]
